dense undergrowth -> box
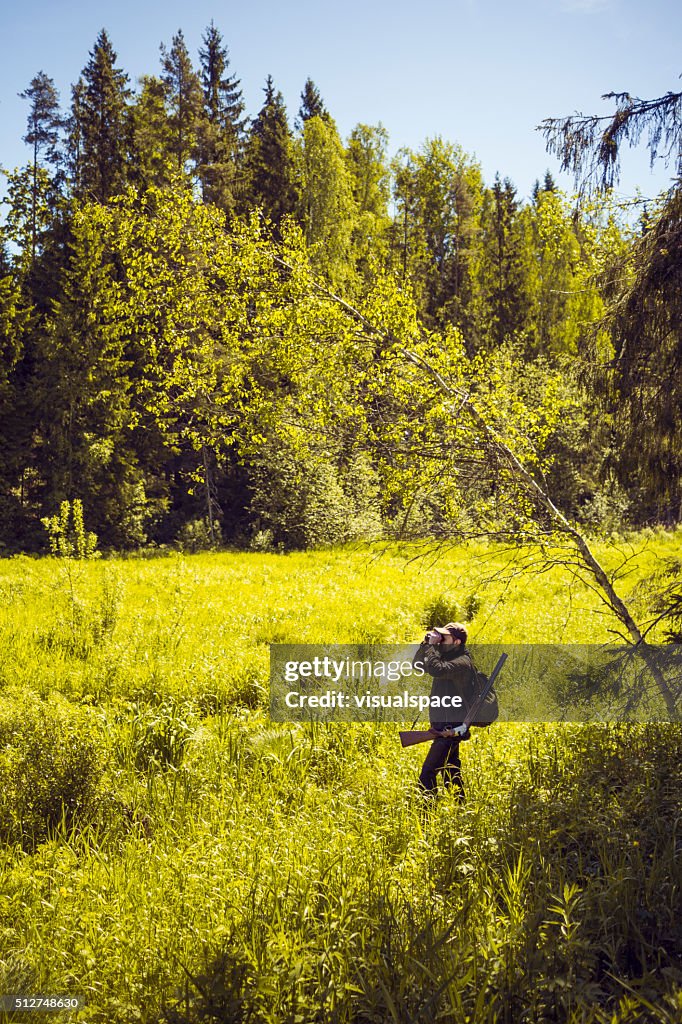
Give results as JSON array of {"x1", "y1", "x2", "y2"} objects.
[{"x1": 0, "y1": 538, "x2": 681, "y2": 1022}]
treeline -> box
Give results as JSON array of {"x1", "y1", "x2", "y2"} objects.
[{"x1": 0, "y1": 26, "x2": 678, "y2": 552}]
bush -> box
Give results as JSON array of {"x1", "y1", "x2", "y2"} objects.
[
  {"x1": 174, "y1": 516, "x2": 222, "y2": 553},
  {"x1": 248, "y1": 444, "x2": 383, "y2": 550},
  {"x1": 422, "y1": 592, "x2": 462, "y2": 629},
  {"x1": 0, "y1": 689, "x2": 107, "y2": 847}
]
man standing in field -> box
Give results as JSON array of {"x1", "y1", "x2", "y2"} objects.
[{"x1": 416, "y1": 622, "x2": 478, "y2": 801}]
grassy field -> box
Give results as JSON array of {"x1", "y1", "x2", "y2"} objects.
[{"x1": 0, "y1": 535, "x2": 681, "y2": 1023}]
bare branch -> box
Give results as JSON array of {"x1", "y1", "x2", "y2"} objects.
[{"x1": 538, "y1": 88, "x2": 682, "y2": 194}]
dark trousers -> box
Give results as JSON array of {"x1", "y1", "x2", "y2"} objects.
[{"x1": 419, "y1": 736, "x2": 464, "y2": 799}]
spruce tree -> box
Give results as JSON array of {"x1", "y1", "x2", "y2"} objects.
[
  {"x1": 199, "y1": 22, "x2": 246, "y2": 133},
  {"x1": 196, "y1": 22, "x2": 247, "y2": 213},
  {"x1": 67, "y1": 30, "x2": 130, "y2": 202},
  {"x1": 160, "y1": 29, "x2": 203, "y2": 173},
  {"x1": 128, "y1": 75, "x2": 175, "y2": 190},
  {"x1": 297, "y1": 78, "x2": 328, "y2": 127},
  {"x1": 473, "y1": 173, "x2": 530, "y2": 348},
  {"x1": 245, "y1": 76, "x2": 297, "y2": 228},
  {"x1": 543, "y1": 170, "x2": 557, "y2": 192}
]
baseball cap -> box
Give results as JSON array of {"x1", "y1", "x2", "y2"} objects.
[{"x1": 433, "y1": 622, "x2": 468, "y2": 642}]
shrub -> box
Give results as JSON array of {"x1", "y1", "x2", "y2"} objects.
[
  {"x1": 0, "y1": 689, "x2": 107, "y2": 847},
  {"x1": 247, "y1": 444, "x2": 383, "y2": 550},
  {"x1": 422, "y1": 592, "x2": 461, "y2": 629},
  {"x1": 174, "y1": 517, "x2": 222, "y2": 553}
]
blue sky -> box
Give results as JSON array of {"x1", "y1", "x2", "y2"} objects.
[{"x1": 1, "y1": 0, "x2": 679, "y2": 202}]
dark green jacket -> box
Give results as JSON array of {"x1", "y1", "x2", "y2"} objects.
[{"x1": 421, "y1": 643, "x2": 478, "y2": 729}]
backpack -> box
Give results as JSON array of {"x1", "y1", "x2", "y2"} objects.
[{"x1": 469, "y1": 666, "x2": 500, "y2": 727}]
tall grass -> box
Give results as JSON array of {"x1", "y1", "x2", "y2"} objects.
[{"x1": 0, "y1": 536, "x2": 680, "y2": 1022}]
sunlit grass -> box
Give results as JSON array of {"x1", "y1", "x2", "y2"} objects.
[{"x1": 0, "y1": 535, "x2": 681, "y2": 1022}]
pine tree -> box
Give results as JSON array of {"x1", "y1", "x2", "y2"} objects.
[
  {"x1": 19, "y1": 72, "x2": 62, "y2": 261},
  {"x1": 20, "y1": 72, "x2": 62, "y2": 170},
  {"x1": 196, "y1": 22, "x2": 247, "y2": 213},
  {"x1": 245, "y1": 76, "x2": 297, "y2": 228},
  {"x1": 67, "y1": 30, "x2": 130, "y2": 202},
  {"x1": 160, "y1": 29, "x2": 203, "y2": 173}
]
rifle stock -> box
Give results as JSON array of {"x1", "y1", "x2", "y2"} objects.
[{"x1": 399, "y1": 729, "x2": 440, "y2": 748}]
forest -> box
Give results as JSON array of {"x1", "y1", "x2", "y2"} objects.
[
  {"x1": 1, "y1": 24, "x2": 680, "y2": 555},
  {"x1": 2, "y1": 22, "x2": 682, "y2": 1024}
]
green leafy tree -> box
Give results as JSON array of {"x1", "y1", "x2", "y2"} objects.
[
  {"x1": 296, "y1": 116, "x2": 355, "y2": 289},
  {"x1": 346, "y1": 123, "x2": 391, "y2": 277},
  {"x1": 1, "y1": 165, "x2": 62, "y2": 274},
  {"x1": 523, "y1": 186, "x2": 587, "y2": 358},
  {"x1": 391, "y1": 138, "x2": 483, "y2": 329}
]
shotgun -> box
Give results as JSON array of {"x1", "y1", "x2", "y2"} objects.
[{"x1": 399, "y1": 652, "x2": 507, "y2": 748}]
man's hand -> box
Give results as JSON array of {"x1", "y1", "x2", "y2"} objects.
[
  {"x1": 440, "y1": 724, "x2": 468, "y2": 738},
  {"x1": 426, "y1": 630, "x2": 442, "y2": 645}
]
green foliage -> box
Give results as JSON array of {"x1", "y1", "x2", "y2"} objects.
[
  {"x1": 247, "y1": 443, "x2": 382, "y2": 550},
  {"x1": 42, "y1": 498, "x2": 98, "y2": 558},
  {"x1": 159, "y1": 30, "x2": 203, "y2": 173},
  {"x1": 296, "y1": 115, "x2": 356, "y2": 290},
  {"x1": 346, "y1": 122, "x2": 392, "y2": 279},
  {"x1": 174, "y1": 516, "x2": 222, "y2": 553},
  {"x1": 245, "y1": 75, "x2": 297, "y2": 228},
  {"x1": 67, "y1": 29, "x2": 130, "y2": 201},
  {"x1": 1, "y1": 164, "x2": 62, "y2": 268},
  {"x1": 0, "y1": 543, "x2": 680, "y2": 1019},
  {"x1": 391, "y1": 137, "x2": 483, "y2": 327},
  {"x1": 0, "y1": 688, "x2": 106, "y2": 847}
]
